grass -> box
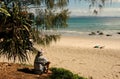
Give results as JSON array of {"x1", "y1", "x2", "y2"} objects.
[{"x1": 48, "y1": 67, "x2": 87, "y2": 79}]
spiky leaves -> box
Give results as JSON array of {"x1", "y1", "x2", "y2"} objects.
[
  {"x1": 32, "y1": 28, "x2": 60, "y2": 45},
  {"x1": 88, "y1": 0, "x2": 106, "y2": 14},
  {"x1": 31, "y1": 0, "x2": 70, "y2": 45},
  {"x1": 0, "y1": 8, "x2": 11, "y2": 16},
  {"x1": 75, "y1": 0, "x2": 106, "y2": 14},
  {"x1": 25, "y1": 0, "x2": 69, "y2": 8},
  {"x1": 0, "y1": 5, "x2": 33, "y2": 62}
]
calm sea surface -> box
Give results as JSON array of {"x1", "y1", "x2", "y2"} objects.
[{"x1": 59, "y1": 16, "x2": 120, "y2": 34}]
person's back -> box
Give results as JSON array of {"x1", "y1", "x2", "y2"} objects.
[{"x1": 34, "y1": 51, "x2": 50, "y2": 74}]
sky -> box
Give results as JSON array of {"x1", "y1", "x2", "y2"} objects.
[{"x1": 68, "y1": 0, "x2": 120, "y2": 17}]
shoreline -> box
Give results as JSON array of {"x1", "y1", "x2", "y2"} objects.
[{"x1": 47, "y1": 29, "x2": 120, "y2": 39}]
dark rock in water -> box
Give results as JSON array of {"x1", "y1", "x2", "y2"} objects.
[
  {"x1": 97, "y1": 31, "x2": 100, "y2": 33},
  {"x1": 89, "y1": 32, "x2": 96, "y2": 35},
  {"x1": 117, "y1": 32, "x2": 120, "y2": 34},
  {"x1": 106, "y1": 34, "x2": 112, "y2": 36},
  {"x1": 99, "y1": 32, "x2": 104, "y2": 35}
]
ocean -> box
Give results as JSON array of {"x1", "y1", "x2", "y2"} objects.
[{"x1": 58, "y1": 16, "x2": 120, "y2": 35}]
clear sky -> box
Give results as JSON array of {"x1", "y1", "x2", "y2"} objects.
[{"x1": 68, "y1": 0, "x2": 120, "y2": 17}]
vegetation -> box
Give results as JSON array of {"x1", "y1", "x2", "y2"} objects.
[
  {"x1": 49, "y1": 67, "x2": 87, "y2": 79},
  {"x1": 0, "y1": 0, "x2": 69, "y2": 62}
]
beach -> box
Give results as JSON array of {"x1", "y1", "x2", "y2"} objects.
[
  {"x1": 42, "y1": 35, "x2": 120, "y2": 79},
  {"x1": 0, "y1": 34, "x2": 120, "y2": 79}
]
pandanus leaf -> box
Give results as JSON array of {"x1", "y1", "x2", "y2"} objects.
[{"x1": 0, "y1": 8, "x2": 11, "y2": 16}]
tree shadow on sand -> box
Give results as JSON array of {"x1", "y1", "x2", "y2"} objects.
[
  {"x1": 17, "y1": 68, "x2": 35, "y2": 74},
  {"x1": 17, "y1": 68, "x2": 50, "y2": 79}
]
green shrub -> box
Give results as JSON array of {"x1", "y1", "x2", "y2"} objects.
[{"x1": 48, "y1": 67, "x2": 87, "y2": 79}]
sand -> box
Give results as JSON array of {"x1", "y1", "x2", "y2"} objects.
[
  {"x1": 43, "y1": 35, "x2": 120, "y2": 79},
  {"x1": 1, "y1": 35, "x2": 120, "y2": 79}
]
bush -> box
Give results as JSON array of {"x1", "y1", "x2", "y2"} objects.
[{"x1": 48, "y1": 67, "x2": 87, "y2": 79}]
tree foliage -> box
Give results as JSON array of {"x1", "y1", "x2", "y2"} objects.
[
  {"x1": 0, "y1": 0, "x2": 69, "y2": 62},
  {"x1": 77, "y1": 0, "x2": 106, "y2": 14}
]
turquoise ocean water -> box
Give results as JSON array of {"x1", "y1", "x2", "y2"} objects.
[{"x1": 58, "y1": 16, "x2": 120, "y2": 35}]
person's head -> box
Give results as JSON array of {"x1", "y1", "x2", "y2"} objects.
[{"x1": 37, "y1": 51, "x2": 43, "y2": 56}]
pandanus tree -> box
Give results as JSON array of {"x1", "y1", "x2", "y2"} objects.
[
  {"x1": 0, "y1": 0, "x2": 106, "y2": 62},
  {"x1": 0, "y1": 0, "x2": 69, "y2": 62}
]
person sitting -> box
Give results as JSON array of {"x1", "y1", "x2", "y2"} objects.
[{"x1": 34, "y1": 50, "x2": 50, "y2": 74}]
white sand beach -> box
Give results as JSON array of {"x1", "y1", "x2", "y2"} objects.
[{"x1": 43, "y1": 35, "x2": 120, "y2": 79}]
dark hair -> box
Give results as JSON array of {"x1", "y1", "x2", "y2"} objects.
[{"x1": 37, "y1": 51, "x2": 42, "y2": 56}]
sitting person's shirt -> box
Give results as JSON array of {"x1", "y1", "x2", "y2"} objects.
[
  {"x1": 34, "y1": 55, "x2": 48, "y2": 65},
  {"x1": 34, "y1": 55, "x2": 48, "y2": 73}
]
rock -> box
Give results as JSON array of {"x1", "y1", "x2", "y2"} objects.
[
  {"x1": 117, "y1": 32, "x2": 120, "y2": 34},
  {"x1": 97, "y1": 31, "x2": 100, "y2": 33},
  {"x1": 106, "y1": 34, "x2": 112, "y2": 36},
  {"x1": 99, "y1": 32, "x2": 104, "y2": 35},
  {"x1": 89, "y1": 32, "x2": 96, "y2": 35}
]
